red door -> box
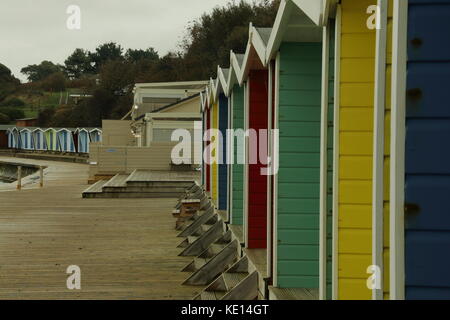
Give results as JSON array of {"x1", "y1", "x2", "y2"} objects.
[{"x1": 247, "y1": 70, "x2": 269, "y2": 248}]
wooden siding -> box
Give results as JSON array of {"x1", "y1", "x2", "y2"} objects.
[
  {"x1": 102, "y1": 120, "x2": 136, "y2": 146},
  {"x1": 247, "y1": 70, "x2": 268, "y2": 249},
  {"x1": 89, "y1": 143, "x2": 177, "y2": 176},
  {"x1": 277, "y1": 42, "x2": 322, "y2": 288},
  {"x1": 404, "y1": 0, "x2": 450, "y2": 300},
  {"x1": 231, "y1": 86, "x2": 245, "y2": 225},
  {"x1": 337, "y1": 0, "x2": 376, "y2": 300}
]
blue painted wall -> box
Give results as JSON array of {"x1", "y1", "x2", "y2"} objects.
[
  {"x1": 405, "y1": 0, "x2": 450, "y2": 299},
  {"x1": 218, "y1": 93, "x2": 228, "y2": 211}
]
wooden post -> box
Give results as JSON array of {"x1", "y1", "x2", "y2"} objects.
[
  {"x1": 40, "y1": 166, "x2": 44, "y2": 188},
  {"x1": 17, "y1": 166, "x2": 22, "y2": 190}
]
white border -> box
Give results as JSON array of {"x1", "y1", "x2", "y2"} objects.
[
  {"x1": 266, "y1": 60, "x2": 274, "y2": 278},
  {"x1": 331, "y1": 6, "x2": 341, "y2": 300},
  {"x1": 372, "y1": 0, "x2": 388, "y2": 300},
  {"x1": 272, "y1": 53, "x2": 280, "y2": 287},
  {"x1": 319, "y1": 22, "x2": 330, "y2": 301},
  {"x1": 390, "y1": 0, "x2": 407, "y2": 300},
  {"x1": 244, "y1": 80, "x2": 250, "y2": 247}
]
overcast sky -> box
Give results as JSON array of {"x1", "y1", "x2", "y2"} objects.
[{"x1": 0, "y1": 0, "x2": 230, "y2": 81}]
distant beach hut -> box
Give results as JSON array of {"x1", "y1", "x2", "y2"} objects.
[
  {"x1": 44, "y1": 128, "x2": 57, "y2": 151},
  {"x1": 89, "y1": 128, "x2": 102, "y2": 143},
  {"x1": 77, "y1": 128, "x2": 91, "y2": 153},
  {"x1": 19, "y1": 128, "x2": 34, "y2": 150},
  {"x1": 32, "y1": 128, "x2": 46, "y2": 151},
  {"x1": 56, "y1": 128, "x2": 76, "y2": 152},
  {"x1": 8, "y1": 127, "x2": 21, "y2": 148}
]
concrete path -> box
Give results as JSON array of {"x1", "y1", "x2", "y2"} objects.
[{"x1": 0, "y1": 157, "x2": 198, "y2": 299}]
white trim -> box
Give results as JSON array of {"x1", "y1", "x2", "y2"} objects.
[
  {"x1": 266, "y1": 60, "x2": 274, "y2": 278},
  {"x1": 239, "y1": 24, "x2": 269, "y2": 84},
  {"x1": 243, "y1": 80, "x2": 250, "y2": 247},
  {"x1": 272, "y1": 53, "x2": 280, "y2": 287},
  {"x1": 266, "y1": 0, "x2": 294, "y2": 63},
  {"x1": 372, "y1": 0, "x2": 388, "y2": 301},
  {"x1": 230, "y1": 51, "x2": 245, "y2": 89},
  {"x1": 390, "y1": 0, "x2": 408, "y2": 300},
  {"x1": 291, "y1": 0, "x2": 330, "y2": 26},
  {"x1": 331, "y1": 7, "x2": 341, "y2": 300},
  {"x1": 229, "y1": 91, "x2": 235, "y2": 224},
  {"x1": 319, "y1": 23, "x2": 330, "y2": 301}
]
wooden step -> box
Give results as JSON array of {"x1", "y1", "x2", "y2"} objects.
[
  {"x1": 102, "y1": 173, "x2": 129, "y2": 189},
  {"x1": 182, "y1": 240, "x2": 239, "y2": 286},
  {"x1": 181, "y1": 257, "x2": 208, "y2": 272},
  {"x1": 224, "y1": 272, "x2": 248, "y2": 291},
  {"x1": 82, "y1": 180, "x2": 108, "y2": 198},
  {"x1": 268, "y1": 287, "x2": 319, "y2": 300},
  {"x1": 178, "y1": 220, "x2": 225, "y2": 257},
  {"x1": 222, "y1": 271, "x2": 259, "y2": 300}
]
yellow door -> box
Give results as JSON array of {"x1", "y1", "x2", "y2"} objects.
[{"x1": 337, "y1": 0, "x2": 376, "y2": 300}]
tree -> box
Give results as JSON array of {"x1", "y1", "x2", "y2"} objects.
[
  {"x1": 0, "y1": 63, "x2": 20, "y2": 102},
  {"x1": 20, "y1": 60, "x2": 62, "y2": 82},
  {"x1": 40, "y1": 72, "x2": 67, "y2": 92},
  {"x1": 98, "y1": 60, "x2": 135, "y2": 95},
  {"x1": 0, "y1": 113, "x2": 10, "y2": 124},
  {"x1": 64, "y1": 49, "x2": 94, "y2": 79},
  {"x1": 0, "y1": 108, "x2": 25, "y2": 121},
  {"x1": 37, "y1": 108, "x2": 56, "y2": 127},
  {"x1": 179, "y1": 0, "x2": 279, "y2": 80},
  {"x1": 90, "y1": 42, "x2": 124, "y2": 73},
  {"x1": 125, "y1": 48, "x2": 159, "y2": 63},
  {"x1": 2, "y1": 97, "x2": 25, "y2": 107}
]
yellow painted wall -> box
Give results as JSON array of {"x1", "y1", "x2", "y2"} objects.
[
  {"x1": 338, "y1": 0, "x2": 376, "y2": 300},
  {"x1": 211, "y1": 101, "x2": 219, "y2": 203},
  {"x1": 383, "y1": 0, "x2": 393, "y2": 300}
]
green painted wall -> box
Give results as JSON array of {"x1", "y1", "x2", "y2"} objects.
[
  {"x1": 231, "y1": 85, "x2": 245, "y2": 225},
  {"x1": 326, "y1": 21, "x2": 335, "y2": 300},
  {"x1": 277, "y1": 42, "x2": 322, "y2": 288}
]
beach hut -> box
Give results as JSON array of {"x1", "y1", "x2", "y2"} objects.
[
  {"x1": 77, "y1": 128, "x2": 91, "y2": 154},
  {"x1": 226, "y1": 51, "x2": 246, "y2": 226},
  {"x1": 56, "y1": 128, "x2": 76, "y2": 152},
  {"x1": 44, "y1": 128, "x2": 58, "y2": 151},
  {"x1": 89, "y1": 128, "x2": 102, "y2": 143},
  {"x1": 202, "y1": 89, "x2": 212, "y2": 194},
  {"x1": 389, "y1": 0, "x2": 450, "y2": 300},
  {"x1": 215, "y1": 66, "x2": 230, "y2": 212},
  {"x1": 239, "y1": 24, "x2": 271, "y2": 249},
  {"x1": 208, "y1": 78, "x2": 219, "y2": 206},
  {"x1": 264, "y1": 0, "x2": 324, "y2": 298},
  {"x1": 19, "y1": 128, "x2": 33, "y2": 150},
  {"x1": 326, "y1": 0, "x2": 378, "y2": 300},
  {"x1": 8, "y1": 127, "x2": 21, "y2": 148},
  {"x1": 6, "y1": 128, "x2": 14, "y2": 148},
  {"x1": 32, "y1": 128, "x2": 47, "y2": 151}
]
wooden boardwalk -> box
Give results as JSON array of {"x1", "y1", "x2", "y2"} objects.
[{"x1": 0, "y1": 157, "x2": 198, "y2": 299}]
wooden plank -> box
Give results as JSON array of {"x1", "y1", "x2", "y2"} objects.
[{"x1": 0, "y1": 156, "x2": 198, "y2": 300}]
